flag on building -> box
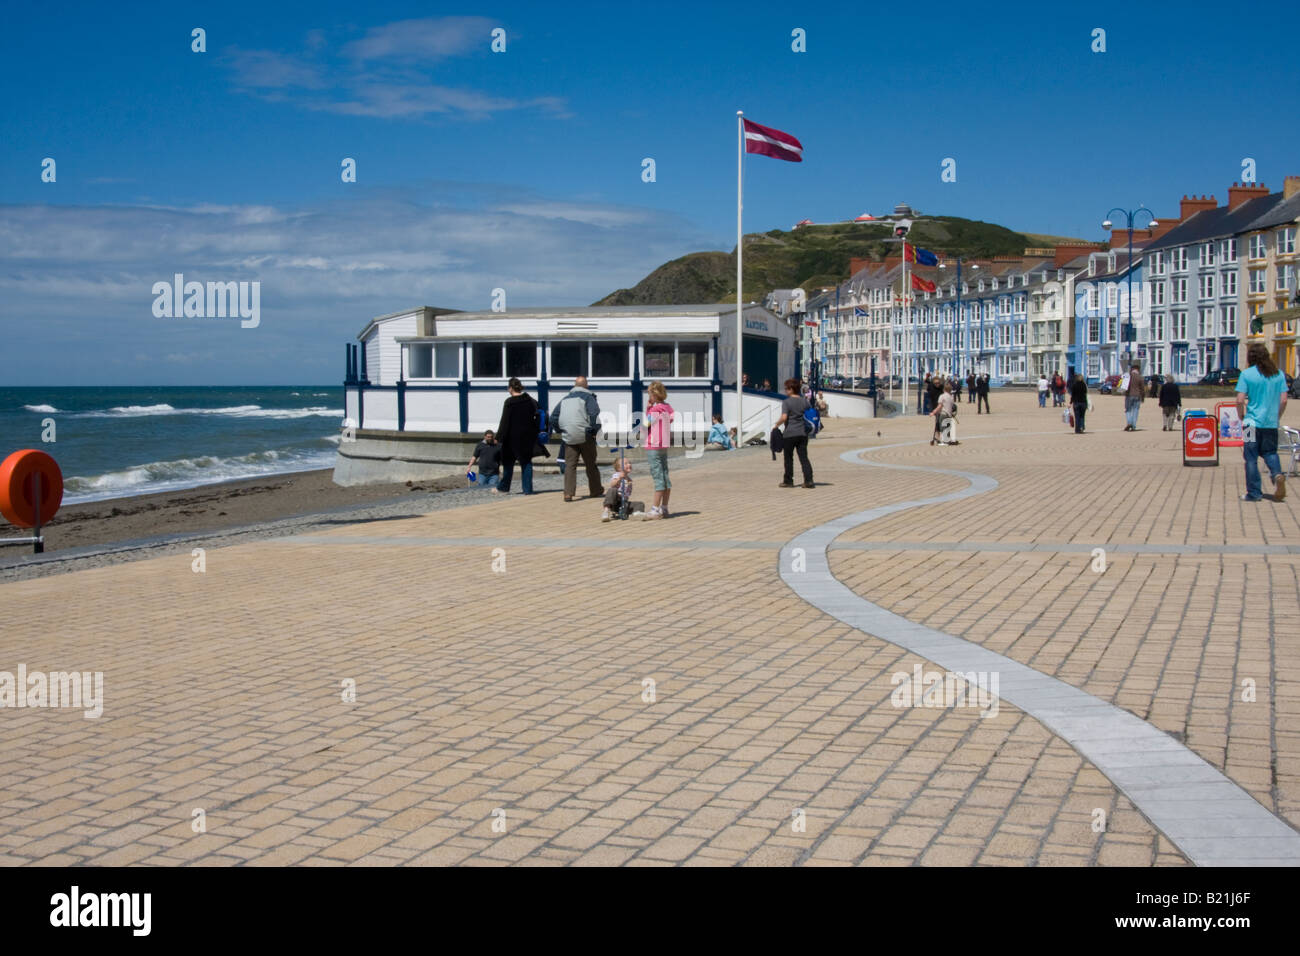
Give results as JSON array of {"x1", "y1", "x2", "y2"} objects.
[
  {"x1": 911, "y1": 275, "x2": 936, "y2": 293},
  {"x1": 743, "y1": 119, "x2": 803, "y2": 162},
  {"x1": 854, "y1": 307, "x2": 867, "y2": 317},
  {"x1": 904, "y1": 243, "x2": 938, "y2": 267}
]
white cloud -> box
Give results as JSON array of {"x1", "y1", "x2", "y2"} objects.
[{"x1": 0, "y1": 190, "x2": 714, "y2": 384}]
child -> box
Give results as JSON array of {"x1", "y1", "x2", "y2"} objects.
[
  {"x1": 643, "y1": 380, "x2": 675, "y2": 518},
  {"x1": 706, "y1": 413, "x2": 733, "y2": 450},
  {"x1": 601, "y1": 458, "x2": 633, "y2": 521}
]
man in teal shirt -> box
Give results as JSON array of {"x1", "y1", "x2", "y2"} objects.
[{"x1": 1235, "y1": 342, "x2": 1289, "y2": 501}]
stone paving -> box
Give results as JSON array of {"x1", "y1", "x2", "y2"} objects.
[{"x1": 0, "y1": 389, "x2": 1293, "y2": 865}]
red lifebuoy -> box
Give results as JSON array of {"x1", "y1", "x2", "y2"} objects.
[{"x1": 0, "y1": 449, "x2": 64, "y2": 528}]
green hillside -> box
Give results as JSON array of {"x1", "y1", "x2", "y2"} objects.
[{"x1": 595, "y1": 216, "x2": 1084, "y2": 306}]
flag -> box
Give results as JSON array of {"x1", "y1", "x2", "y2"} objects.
[
  {"x1": 854, "y1": 307, "x2": 866, "y2": 317},
  {"x1": 743, "y1": 119, "x2": 803, "y2": 162},
  {"x1": 911, "y1": 275, "x2": 936, "y2": 293},
  {"x1": 904, "y1": 243, "x2": 938, "y2": 267}
]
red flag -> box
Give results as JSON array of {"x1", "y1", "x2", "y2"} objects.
[
  {"x1": 743, "y1": 119, "x2": 803, "y2": 162},
  {"x1": 911, "y1": 274, "x2": 936, "y2": 293}
]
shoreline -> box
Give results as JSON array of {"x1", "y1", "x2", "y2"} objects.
[{"x1": 4, "y1": 467, "x2": 466, "y2": 563}]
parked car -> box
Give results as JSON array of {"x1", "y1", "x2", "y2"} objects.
[
  {"x1": 1097, "y1": 374, "x2": 1122, "y2": 394},
  {"x1": 1197, "y1": 368, "x2": 1240, "y2": 387}
]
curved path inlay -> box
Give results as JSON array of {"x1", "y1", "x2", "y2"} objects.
[{"x1": 778, "y1": 438, "x2": 1300, "y2": 866}]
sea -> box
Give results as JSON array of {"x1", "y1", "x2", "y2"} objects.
[{"x1": 0, "y1": 387, "x2": 345, "y2": 504}]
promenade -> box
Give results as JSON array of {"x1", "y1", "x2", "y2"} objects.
[{"x1": 1, "y1": 389, "x2": 1297, "y2": 866}]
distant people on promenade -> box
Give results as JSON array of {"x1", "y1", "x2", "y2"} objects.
[
  {"x1": 642, "y1": 381, "x2": 674, "y2": 519},
  {"x1": 495, "y1": 377, "x2": 547, "y2": 495},
  {"x1": 467, "y1": 429, "x2": 501, "y2": 488},
  {"x1": 922, "y1": 373, "x2": 935, "y2": 414},
  {"x1": 966, "y1": 371, "x2": 976, "y2": 403},
  {"x1": 776, "y1": 378, "x2": 814, "y2": 488},
  {"x1": 551, "y1": 375, "x2": 603, "y2": 502},
  {"x1": 930, "y1": 382, "x2": 958, "y2": 446},
  {"x1": 1122, "y1": 363, "x2": 1145, "y2": 431},
  {"x1": 1037, "y1": 374, "x2": 1049, "y2": 407},
  {"x1": 976, "y1": 373, "x2": 990, "y2": 414},
  {"x1": 1068, "y1": 373, "x2": 1089, "y2": 433},
  {"x1": 953, "y1": 376, "x2": 962, "y2": 402},
  {"x1": 1051, "y1": 372, "x2": 1066, "y2": 407},
  {"x1": 1157, "y1": 375, "x2": 1182, "y2": 431},
  {"x1": 1236, "y1": 342, "x2": 1288, "y2": 502}
]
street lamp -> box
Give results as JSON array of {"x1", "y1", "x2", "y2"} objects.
[
  {"x1": 1102, "y1": 206, "x2": 1159, "y2": 368},
  {"x1": 939, "y1": 259, "x2": 978, "y2": 384}
]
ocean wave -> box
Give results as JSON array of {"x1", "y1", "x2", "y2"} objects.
[
  {"x1": 23, "y1": 404, "x2": 59, "y2": 413},
  {"x1": 63, "y1": 447, "x2": 338, "y2": 504},
  {"x1": 74, "y1": 404, "x2": 342, "y2": 420}
]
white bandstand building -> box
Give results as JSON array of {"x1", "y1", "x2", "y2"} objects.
[{"x1": 336, "y1": 302, "x2": 874, "y2": 484}]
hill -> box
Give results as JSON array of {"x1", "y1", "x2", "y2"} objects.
[{"x1": 594, "y1": 216, "x2": 1090, "y2": 306}]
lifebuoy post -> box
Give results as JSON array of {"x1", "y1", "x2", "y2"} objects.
[{"x1": 0, "y1": 449, "x2": 64, "y2": 554}]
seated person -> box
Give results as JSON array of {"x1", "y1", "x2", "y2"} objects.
[
  {"x1": 705, "y1": 413, "x2": 733, "y2": 450},
  {"x1": 602, "y1": 458, "x2": 635, "y2": 521}
]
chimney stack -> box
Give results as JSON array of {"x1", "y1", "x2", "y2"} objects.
[
  {"x1": 1285, "y1": 176, "x2": 1300, "y2": 200},
  {"x1": 1179, "y1": 194, "x2": 1218, "y2": 221},
  {"x1": 1228, "y1": 182, "x2": 1269, "y2": 210}
]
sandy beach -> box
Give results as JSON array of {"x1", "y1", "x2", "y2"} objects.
[{"x1": 4, "y1": 468, "x2": 465, "y2": 558}]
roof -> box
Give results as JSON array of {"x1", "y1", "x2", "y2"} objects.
[
  {"x1": 357, "y1": 305, "x2": 461, "y2": 340},
  {"x1": 1240, "y1": 191, "x2": 1300, "y2": 232},
  {"x1": 1142, "y1": 193, "x2": 1284, "y2": 253}
]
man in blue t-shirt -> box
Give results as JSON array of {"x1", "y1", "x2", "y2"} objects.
[{"x1": 1235, "y1": 343, "x2": 1289, "y2": 502}]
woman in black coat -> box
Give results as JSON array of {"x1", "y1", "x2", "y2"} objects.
[{"x1": 496, "y1": 377, "x2": 547, "y2": 494}]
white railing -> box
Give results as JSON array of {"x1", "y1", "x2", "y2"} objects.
[{"x1": 741, "y1": 405, "x2": 775, "y2": 444}]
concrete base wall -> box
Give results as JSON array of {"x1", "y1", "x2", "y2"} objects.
[{"x1": 333, "y1": 429, "x2": 704, "y2": 486}]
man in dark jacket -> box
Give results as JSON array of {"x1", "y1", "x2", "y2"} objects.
[
  {"x1": 551, "y1": 375, "x2": 603, "y2": 501},
  {"x1": 496, "y1": 377, "x2": 545, "y2": 495},
  {"x1": 1157, "y1": 375, "x2": 1182, "y2": 431},
  {"x1": 966, "y1": 372, "x2": 976, "y2": 403},
  {"x1": 976, "y1": 373, "x2": 990, "y2": 414}
]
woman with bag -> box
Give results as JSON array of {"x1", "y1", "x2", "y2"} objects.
[
  {"x1": 1158, "y1": 375, "x2": 1182, "y2": 431},
  {"x1": 1068, "y1": 373, "x2": 1089, "y2": 434}
]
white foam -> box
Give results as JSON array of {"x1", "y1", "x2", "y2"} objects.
[
  {"x1": 23, "y1": 404, "x2": 59, "y2": 413},
  {"x1": 63, "y1": 447, "x2": 336, "y2": 504}
]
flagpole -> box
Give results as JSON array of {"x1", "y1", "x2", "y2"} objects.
[
  {"x1": 902, "y1": 250, "x2": 909, "y2": 411},
  {"x1": 736, "y1": 110, "x2": 744, "y2": 441}
]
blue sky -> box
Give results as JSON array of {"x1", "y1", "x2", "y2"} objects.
[{"x1": 3, "y1": 0, "x2": 1298, "y2": 384}]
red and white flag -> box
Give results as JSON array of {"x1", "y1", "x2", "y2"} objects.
[{"x1": 743, "y1": 119, "x2": 803, "y2": 162}]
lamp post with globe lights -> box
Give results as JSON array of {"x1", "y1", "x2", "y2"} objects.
[{"x1": 1102, "y1": 206, "x2": 1159, "y2": 367}]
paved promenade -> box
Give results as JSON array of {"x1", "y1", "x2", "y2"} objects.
[{"x1": 1, "y1": 389, "x2": 1296, "y2": 866}]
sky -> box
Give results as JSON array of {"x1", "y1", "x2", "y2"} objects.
[{"x1": 2, "y1": 0, "x2": 1298, "y2": 385}]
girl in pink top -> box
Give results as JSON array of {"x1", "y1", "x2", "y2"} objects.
[{"x1": 642, "y1": 381, "x2": 675, "y2": 519}]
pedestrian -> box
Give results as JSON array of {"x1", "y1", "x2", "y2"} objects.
[
  {"x1": 1037, "y1": 373, "x2": 1049, "y2": 408},
  {"x1": 966, "y1": 371, "x2": 976, "y2": 403},
  {"x1": 930, "y1": 382, "x2": 958, "y2": 445},
  {"x1": 1236, "y1": 342, "x2": 1289, "y2": 502},
  {"x1": 776, "y1": 378, "x2": 814, "y2": 488},
  {"x1": 1157, "y1": 375, "x2": 1182, "y2": 431},
  {"x1": 1068, "y1": 372, "x2": 1089, "y2": 433},
  {"x1": 1051, "y1": 372, "x2": 1065, "y2": 407},
  {"x1": 976, "y1": 373, "x2": 990, "y2": 414},
  {"x1": 600, "y1": 457, "x2": 636, "y2": 521},
  {"x1": 922, "y1": 373, "x2": 934, "y2": 414},
  {"x1": 551, "y1": 374, "x2": 603, "y2": 502},
  {"x1": 1120, "y1": 362, "x2": 1144, "y2": 431},
  {"x1": 953, "y1": 376, "x2": 963, "y2": 402},
  {"x1": 642, "y1": 380, "x2": 675, "y2": 519},
  {"x1": 495, "y1": 377, "x2": 546, "y2": 495},
  {"x1": 467, "y1": 429, "x2": 501, "y2": 489}
]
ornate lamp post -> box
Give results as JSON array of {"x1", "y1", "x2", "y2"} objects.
[{"x1": 1102, "y1": 206, "x2": 1159, "y2": 367}]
